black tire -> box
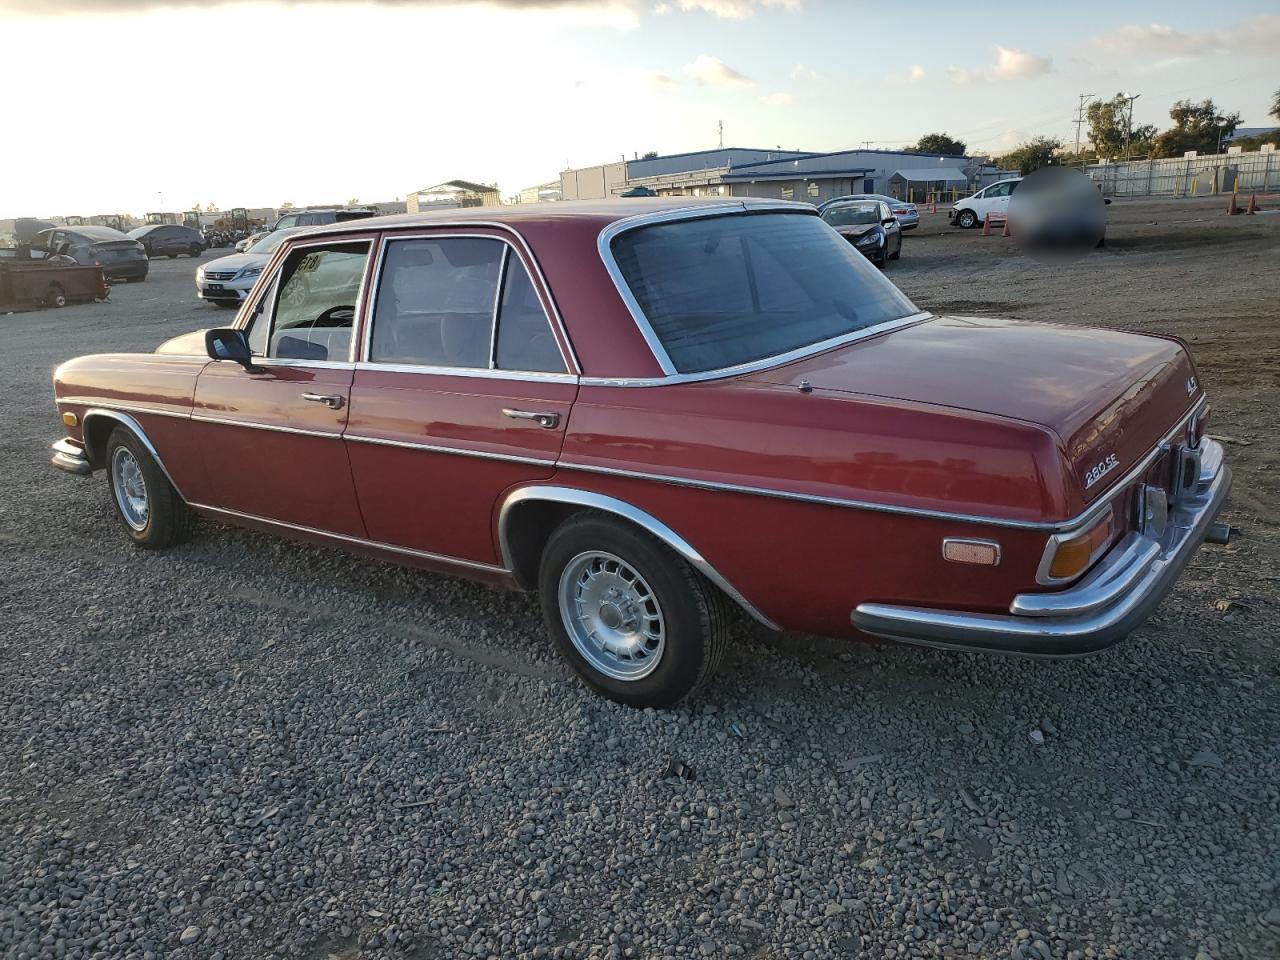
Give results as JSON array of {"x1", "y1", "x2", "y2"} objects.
[
  {"x1": 44, "y1": 283, "x2": 66, "y2": 307},
  {"x1": 166, "y1": 253, "x2": 177, "y2": 259},
  {"x1": 104, "y1": 427, "x2": 193, "y2": 549},
  {"x1": 538, "y1": 513, "x2": 730, "y2": 707},
  {"x1": 889, "y1": 241, "x2": 901, "y2": 261},
  {"x1": 188, "y1": 245, "x2": 201, "y2": 258},
  {"x1": 957, "y1": 209, "x2": 978, "y2": 229}
]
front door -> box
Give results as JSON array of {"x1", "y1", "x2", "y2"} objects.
[
  {"x1": 344, "y1": 233, "x2": 577, "y2": 565},
  {"x1": 190, "y1": 238, "x2": 373, "y2": 536}
]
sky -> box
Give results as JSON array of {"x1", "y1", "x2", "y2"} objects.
[{"x1": 0, "y1": 0, "x2": 1276, "y2": 218}]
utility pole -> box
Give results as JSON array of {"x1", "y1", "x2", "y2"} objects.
[
  {"x1": 1073, "y1": 93, "x2": 1095, "y2": 161},
  {"x1": 717, "y1": 120, "x2": 723, "y2": 149},
  {"x1": 1121, "y1": 92, "x2": 1140, "y2": 162}
]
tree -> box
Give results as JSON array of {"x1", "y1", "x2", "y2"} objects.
[
  {"x1": 641, "y1": 151, "x2": 659, "y2": 159},
  {"x1": 280, "y1": 201, "x2": 295, "y2": 210},
  {"x1": 913, "y1": 132, "x2": 967, "y2": 156},
  {"x1": 1086, "y1": 93, "x2": 1155, "y2": 159},
  {"x1": 1003, "y1": 136, "x2": 1064, "y2": 175},
  {"x1": 1150, "y1": 98, "x2": 1240, "y2": 157},
  {"x1": 1271, "y1": 88, "x2": 1280, "y2": 122}
]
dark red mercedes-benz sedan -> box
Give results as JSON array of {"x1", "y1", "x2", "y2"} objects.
[{"x1": 49, "y1": 198, "x2": 1231, "y2": 706}]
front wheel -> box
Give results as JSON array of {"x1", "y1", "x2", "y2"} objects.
[
  {"x1": 188, "y1": 245, "x2": 201, "y2": 258},
  {"x1": 44, "y1": 283, "x2": 66, "y2": 307},
  {"x1": 956, "y1": 209, "x2": 978, "y2": 229},
  {"x1": 105, "y1": 427, "x2": 193, "y2": 549},
  {"x1": 539, "y1": 514, "x2": 730, "y2": 707}
]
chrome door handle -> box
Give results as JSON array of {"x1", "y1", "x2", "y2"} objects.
[
  {"x1": 502, "y1": 408, "x2": 560, "y2": 429},
  {"x1": 302, "y1": 392, "x2": 344, "y2": 410}
]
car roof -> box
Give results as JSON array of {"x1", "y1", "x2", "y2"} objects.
[
  {"x1": 297, "y1": 197, "x2": 815, "y2": 239},
  {"x1": 74, "y1": 225, "x2": 128, "y2": 239}
]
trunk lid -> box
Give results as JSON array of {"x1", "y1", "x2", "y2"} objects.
[
  {"x1": 746, "y1": 315, "x2": 1201, "y2": 502},
  {"x1": 91, "y1": 240, "x2": 145, "y2": 259}
]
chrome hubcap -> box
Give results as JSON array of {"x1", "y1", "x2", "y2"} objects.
[
  {"x1": 111, "y1": 447, "x2": 149, "y2": 531},
  {"x1": 558, "y1": 551, "x2": 665, "y2": 681}
]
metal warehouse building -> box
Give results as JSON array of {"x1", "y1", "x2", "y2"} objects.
[{"x1": 561, "y1": 147, "x2": 1003, "y2": 203}]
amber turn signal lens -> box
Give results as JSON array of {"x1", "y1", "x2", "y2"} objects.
[
  {"x1": 1046, "y1": 515, "x2": 1113, "y2": 580},
  {"x1": 61, "y1": 412, "x2": 78, "y2": 427},
  {"x1": 942, "y1": 539, "x2": 1001, "y2": 566}
]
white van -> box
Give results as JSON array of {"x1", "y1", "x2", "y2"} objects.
[{"x1": 949, "y1": 178, "x2": 1022, "y2": 228}]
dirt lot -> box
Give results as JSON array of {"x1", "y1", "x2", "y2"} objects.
[{"x1": 1, "y1": 200, "x2": 1277, "y2": 960}]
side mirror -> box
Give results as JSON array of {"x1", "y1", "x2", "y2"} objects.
[
  {"x1": 882, "y1": 215, "x2": 896, "y2": 225},
  {"x1": 205, "y1": 328, "x2": 260, "y2": 371}
]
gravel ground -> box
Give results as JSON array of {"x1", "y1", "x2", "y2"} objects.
[{"x1": 2, "y1": 204, "x2": 1278, "y2": 960}]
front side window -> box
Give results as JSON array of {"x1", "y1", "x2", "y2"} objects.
[
  {"x1": 611, "y1": 212, "x2": 917, "y2": 374},
  {"x1": 243, "y1": 242, "x2": 369, "y2": 362},
  {"x1": 369, "y1": 237, "x2": 565, "y2": 373}
]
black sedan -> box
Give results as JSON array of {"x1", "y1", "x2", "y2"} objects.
[
  {"x1": 29, "y1": 225, "x2": 149, "y2": 282},
  {"x1": 126, "y1": 224, "x2": 207, "y2": 259},
  {"x1": 819, "y1": 200, "x2": 902, "y2": 267}
]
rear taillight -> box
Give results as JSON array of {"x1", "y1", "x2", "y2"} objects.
[
  {"x1": 1038, "y1": 512, "x2": 1115, "y2": 584},
  {"x1": 1191, "y1": 405, "x2": 1210, "y2": 446}
]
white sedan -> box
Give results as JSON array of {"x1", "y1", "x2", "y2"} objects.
[{"x1": 195, "y1": 229, "x2": 300, "y2": 307}]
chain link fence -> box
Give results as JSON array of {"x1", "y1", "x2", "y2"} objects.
[{"x1": 1085, "y1": 148, "x2": 1280, "y2": 198}]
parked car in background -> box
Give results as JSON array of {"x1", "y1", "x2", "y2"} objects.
[
  {"x1": 49, "y1": 199, "x2": 1231, "y2": 707},
  {"x1": 234, "y1": 230, "x2": 269, "y2": 253},
  {"x1": 29, "y1": 225, "x2": 148, "y2": 282},
  {"x1": 270, "y1": 208, "x2": 376, "y2": 231},
  {"x1": 127, "y1": 224, "x2": 207, "y2": 259},
  {"x1": 196, "y1": 228, "x2": 301, "y2": 307},
  {"x1": 950, "y1": 178, "x2": 1022, "y2": 228},
  {"x1": 820, "y1": 194, "x2": 919, "y2": 230},
  {"x1": 820, "y1": 199, "x2": 902, "y2": 266}
]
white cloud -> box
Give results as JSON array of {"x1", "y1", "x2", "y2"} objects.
[
  {"x1": 646, "y1": 70, "x2": 677, "y2": 90},
  {"x1": 684, "y1": 54, "x2": 754, "y2": 87},
  {"x1": 1089, "y1": 14, "x2": 1280, "y2": 61},
  {"x1": 665, "y1": 0, "x2": 801, "y2": 18},
  {"x1": 948, "y1": 45, "x2": 1051, "y2": 85},
  {"x1": 759, "y1": 91, "x2": 794, "y2": 106},
  {"x1": 790, "y1": 62, "x2": 819, "y2": 81},
  {"x1": 909, "y1": 64, "x2": 925, "y2": 82}
]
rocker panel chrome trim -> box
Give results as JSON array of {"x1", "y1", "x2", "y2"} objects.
[
  {"x1": 188, "y1": 503, "x2": 509, "y2": 574},
  {"x1": 498, "y1": 485, "x2": 780, "y2": 630}
]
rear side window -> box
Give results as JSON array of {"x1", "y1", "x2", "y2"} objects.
[
  {"x1": 369, "y1": 237, "x2": 565, "y2": 373},
  {"x1": 611, "y1": 212, "x2": 916, "y2": 374}
]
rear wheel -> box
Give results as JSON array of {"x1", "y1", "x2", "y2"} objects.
[
  {"x1": 538, "y1": 514, "x2": 730, "y2": 707},
  {"x1": 105, "y1": 427, "x2": 192, "y2": 549},
  {"x1": 188, "y1": 245, "x2": 201, "y2": 258},
  {"x1": 957, "y1": 209, "x2": 978, "y2": 229},
  {"x1": 44, "y1": 283, "x2": 66, "y2": 307}
]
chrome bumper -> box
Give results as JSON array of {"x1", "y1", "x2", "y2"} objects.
[
  {"x1": 51, "y1": 438, "x2": 92, "y2": 476},
  {"x1": 852, "y1": 440, "x2": 1231, "y2": 656}
]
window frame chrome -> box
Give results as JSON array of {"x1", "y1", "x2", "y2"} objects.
[{"x1": 357, "y1": 230, "x2": 577, "y2": 381}]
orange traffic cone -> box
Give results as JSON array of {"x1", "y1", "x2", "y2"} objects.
[
  {"x1": 1001, "y1": 216, "x2": 1011, "y2": 237},
  {"x1": 1227, "y1": 193, "x2": 1240, "y2": 215},
  {"x1": 982, "y1": 214, "x2": 992, "y2": 235},
  {"x1": 1245, "y1": 192, "x2": 1258, "y2": 214}
]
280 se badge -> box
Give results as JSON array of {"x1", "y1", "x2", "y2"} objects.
[
  {"x1": 48, "y1": 199, "x2": 1232, "y2": 707},
  {"x1": 1083, "y1": 453, "x2": 1121, "y2": 489}
]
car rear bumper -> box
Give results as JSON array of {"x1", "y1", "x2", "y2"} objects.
[
  {"x1": 51, "y1": 438, "x2": 92, "y2": 476},
  {"x1": 105, "y1": 262, "x2": 148, "y2": 280},
  {"x1": 852, "y1": 440, "x2": 1231, "y2": 656}
]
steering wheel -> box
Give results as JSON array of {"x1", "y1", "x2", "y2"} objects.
[{"x1": 312, "y1": 305, "x2": 354, "y2": 328}]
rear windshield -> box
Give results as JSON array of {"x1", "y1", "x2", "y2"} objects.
[{"x1": 610, "y1": 212, "x2": 917, "y2": 374}]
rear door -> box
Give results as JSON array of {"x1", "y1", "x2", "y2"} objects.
[{"x1": 344, "y1": 231, "x2": 578, "y2": 566}]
